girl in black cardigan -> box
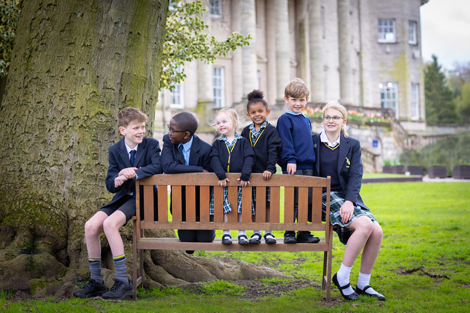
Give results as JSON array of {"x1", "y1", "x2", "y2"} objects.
[
  {"x1": 314, "y1": 101, "x2": 385, "y2": 301},
  {"x1": 210, "y1": 108, "x2": 255, "y2": 245},
  {"x1": 241, "y1": 90, "x2": 282, "y2": 244}
]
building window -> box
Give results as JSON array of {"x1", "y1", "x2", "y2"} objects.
[
  {"x1": 408, "y1": 21, "x2": 417, "y2": 45},
  {"x1": 213, "y1": 66, "x2": 225, "y2": 108},
  {"x1": 209, "y1": 0, "x2": 222, "y2": 18},
  {"x1": 378, "y1": 19, "x2": 395, "y2": 43},
  {"x1": 170, "y1": 65, "x2": 184, "y2": 109},
  {"x1": 410, "y1": 83, "x2": 419, "y2": 120},
  {"x1": 321, "y1": 6, "x2": 326, "y2": 39},
  {"x1": 379, "y1": 82, "x2": 398, "y2": 118}
]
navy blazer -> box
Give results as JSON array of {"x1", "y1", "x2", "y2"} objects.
[
  {"x1": 161, "y1": 134, "x2": 212, "y2": 173},
  {"x1": 104, "y1": 137, "x2": 162, "y2": 206},
  {"x1": 313, "y1": 133, "x2": 368, "y2": 210}
]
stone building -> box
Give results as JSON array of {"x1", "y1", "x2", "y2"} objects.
[{"x1": 157, "y1": 0, "x2": 427, "y2": 126}]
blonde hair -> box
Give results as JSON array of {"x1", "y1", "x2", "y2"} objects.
[
  {"x1": 322, "y1": 101, "x2": 349, "y2": 137},
  {"x1": 284, "y1": 78, "x2": 310, "y2": 99},
  {"x1": 214, "y1": 108, "x2": 239, "y2": 132}
]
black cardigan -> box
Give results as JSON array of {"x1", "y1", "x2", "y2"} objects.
[
  {"x1": 241, "y1": 123, "x2": 282, "y2": 174},
  {"x1": 210, "y1": 137, "x2": 255, "y2": 181}
]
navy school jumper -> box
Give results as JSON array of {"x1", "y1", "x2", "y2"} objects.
[{"x1": 241, "y1": 123, "x2": 282, "y2": 174}]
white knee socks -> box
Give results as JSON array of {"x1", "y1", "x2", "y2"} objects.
[{"x1": 336, "y1": 263, "x2": 355, "y2": 295}]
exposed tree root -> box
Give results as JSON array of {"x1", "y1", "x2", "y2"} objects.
[{"x1": 401, "y1": 265, "x2": 450, "y2": 279}]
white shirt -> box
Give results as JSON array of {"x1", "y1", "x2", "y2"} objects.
[{"x1": 320, "y1": 131, "x2": 340, "y2": 148}]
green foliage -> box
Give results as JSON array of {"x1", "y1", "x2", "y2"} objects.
[
  {"x1": 0, "y1": 0, "x2": 21, "y2": 77},
  {"x1": 161, "y1": 0, "x2": 251, "y2": 91},
  {"x1": 424, "y1": 55, "x2": 460, "y2": 124},
  {"x1": 455, "y1": 81, "x2": 470, "y2": 123},
  {"x1": 399, "y1": 133, "x2": 470, "y2": 174}
]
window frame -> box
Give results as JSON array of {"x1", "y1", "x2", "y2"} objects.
[
  {"x1": 379, "y1": 82, "x2": 399, "y2": 118},
  {"x1": 213, "y1": 66, "x2": 225, "y2": 108},
  {"x1": 378, "y1": 19, "x2": 396, "y2": 43},
  {"x1": 410, "y1": 83, "x2": 420, "y2": 121},
  {"x1": 169, "y1": 65, "x2": 184, "y2": 109},
  {"x1": 408, "y1": 21, "x2": 417, "y2": 45},
  {"x1": 209, "y1": 0, "x2": 222, "y2": 18}
]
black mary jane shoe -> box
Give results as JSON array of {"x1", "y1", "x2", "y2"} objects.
[
  {"x1": 264, "y1": 233, "x2": 277, "y2": 244},
  {"x1": 355, "y1": 285, "x2": 386, "y2": 301},
  {"x1": 332, "y1": 273, "x2": 359, "y2": 301},
  {"x1": 238, "y1": 234, "x2": 249, "y2": 245},
  {"x1": 249, "y1": 233, "x2": 261, "y2": 244},
  {"x1": 222, "y1": 234, "x2": 232, "y2": 245}
]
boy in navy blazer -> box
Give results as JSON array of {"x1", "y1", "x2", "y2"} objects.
[
  {"x1": 74, "y1": 107, "x2": 162, "y2": 300},
  {"x1": 162, "y1": 112, "x2": 215, "y2": 250}
]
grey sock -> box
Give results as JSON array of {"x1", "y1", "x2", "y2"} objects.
[
  {"x1": 88, "y1": 258, "x2": 103, "y2": 283},
  {"x1": 113, "y1": 255, "x2": 129, "y2": 284}
]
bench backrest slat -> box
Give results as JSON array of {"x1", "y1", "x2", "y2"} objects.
[
  {"x1": 135, "y1": 173, "x2": 331, "y2": 233},
  {"x1": 158, "y1": 186, "x2": 168, "y2": 222}
]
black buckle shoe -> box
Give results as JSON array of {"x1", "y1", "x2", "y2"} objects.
[
  {"x1": 264, "y1": 233, "x2": 277, "y2": 244},
  {"x1": 102, "y1": 279, "x2": 133, "y2": 300},
  {"x1": 332, "y1": 274, "x2": 359, "y2": 301},
  {"x1": 249, "y1": 233, "x2": 261, "y2": 244},
  {"x1": 283, "y1": 231, "x2": 297, "y2": 244},
  {"x1": 72, "y1": 279, "x2": 108, "y2": 298},
  {"x1": 297, "y1": 231, "x2": 320, "y2": 243},
  {"x1": 221, "y1": 234, "x2": 232, "y2": 245},
  {"x1": 238, "y1": 234, "x2": 249, "y2": 245},
  {"x1": 355, "y1": 285, "x2": 386, "y2": 301}
]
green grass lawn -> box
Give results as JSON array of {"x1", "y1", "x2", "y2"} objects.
[{"x1": 1, "y1": 182, "x2": 470, "y2": 312}]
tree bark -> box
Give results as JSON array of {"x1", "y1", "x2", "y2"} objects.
[
  {"x1": 0, "y1": 0, "x2": 169, "y2": 293},
  {"x1": 0, "y1": 0, "x2": 287, "y2": 296}
]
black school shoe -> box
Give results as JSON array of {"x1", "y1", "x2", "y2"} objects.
[
  {"x1": 355, "y1": 285, "x2": 386, "y2": 301},
  {"x1": 102, "y1": 279, "x2": 134, "y2": 300},
  {"x1": 72, "y1": 279, "x2": 108, "y2": 298},
  {"x1": 283, "y1": 231, "x2": 297, "y2": 244},
  {"x1": 249, "y1": 233, "x2": 262, "y2": 244},
  {"x1": 297, "y1": 231, "x2": 320, "y2": 243},
  {"x1": 222, "y1": 234, "x2": 232, "y2": 245},
  {"x1": 332, "y1": 274, "x2": 359, "y2": 301}
]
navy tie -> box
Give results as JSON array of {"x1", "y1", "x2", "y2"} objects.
[{"x1": 130, "y1": 150, "x2": 136, "y2": 167}]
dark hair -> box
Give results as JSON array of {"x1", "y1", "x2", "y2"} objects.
[
  {"x1": 117, "y1": 107, "x2": 148, "y2": 127},
  {"x1": 171, "y1": 112, "x2": 198, "y2": 136},
  {"x1": 246, "y1": 89, "x2": 268, "y2": 111}
]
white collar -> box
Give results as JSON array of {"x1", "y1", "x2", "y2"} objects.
[
  {"x1": 125, "y1": 142, "x2": 138, "y2": 154},
  {"x1": 320, "y1": 131, "x2": 340, "y2": 148}
]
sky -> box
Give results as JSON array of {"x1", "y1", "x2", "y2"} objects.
[{"x1": 420, "y1": 0, "x2": 470, "y2": 71}]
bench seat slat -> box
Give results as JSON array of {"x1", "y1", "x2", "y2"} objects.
[
  {"x1": 140, "y1": 221, "x2": 329, "y2": 232},
  {"x1": 137, "y1": 237, "x2": 330, "y2": 252}
]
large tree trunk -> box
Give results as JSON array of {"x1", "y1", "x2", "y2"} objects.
[{"x1": 0, "y1": 0, "x2": 286, "y2": 297}]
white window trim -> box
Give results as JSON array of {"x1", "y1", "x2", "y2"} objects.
[
  {"x1": 379, "y1": 82, "x2": 399, "y2": 119},
  {"x1": 410, "y1": 83, "x2": 419, "y2": 121},
  {"x1": 169, "y1": 83, "x2": 184, "y2": 109},
  {"x1": 378, "y1": 19, "x2": 396, "y2": 43},
  {"x1": 213, "y1": 66, "x2": 225, "y2": 108},
  {"x1": 209, "y1": 0, "x2": 222, "y2": 18},
  {"x1": 408, "y1": 21, "x2": 417, "y2": 45}
]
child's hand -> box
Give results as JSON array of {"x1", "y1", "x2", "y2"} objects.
[
  {"x1": 218, "y1": 178, "x2": 229, "y2": 186},
  {"x1": 114, "y1": 175, "x2": 127, "y2": 188},
  {"x1": 286, "y1": 163, "x2": 297, "y2": 175},
  {"x1": 203, "y1": 169, "x2": 209, "y2": 173},
  {"x1": 263, "y1": 170, "x2": 272, "y2": 180},
  {"x1": 237, "y1": 178, "x2": 250, "y2": 187},
  {"x1": 119, "y1": 167, "x2": 138, "y2": 179},
  {"x1": 340, "y1": 200, "x2": 354, "y2": 223}
]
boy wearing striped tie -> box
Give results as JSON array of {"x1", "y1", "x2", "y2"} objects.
[{"x1": 73, "y1": 107, "x2": 162, "y2": 300}]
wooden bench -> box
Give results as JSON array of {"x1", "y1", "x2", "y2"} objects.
[{"x1": 132, "y1": 173, "x2": 333, "y2": 300}]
